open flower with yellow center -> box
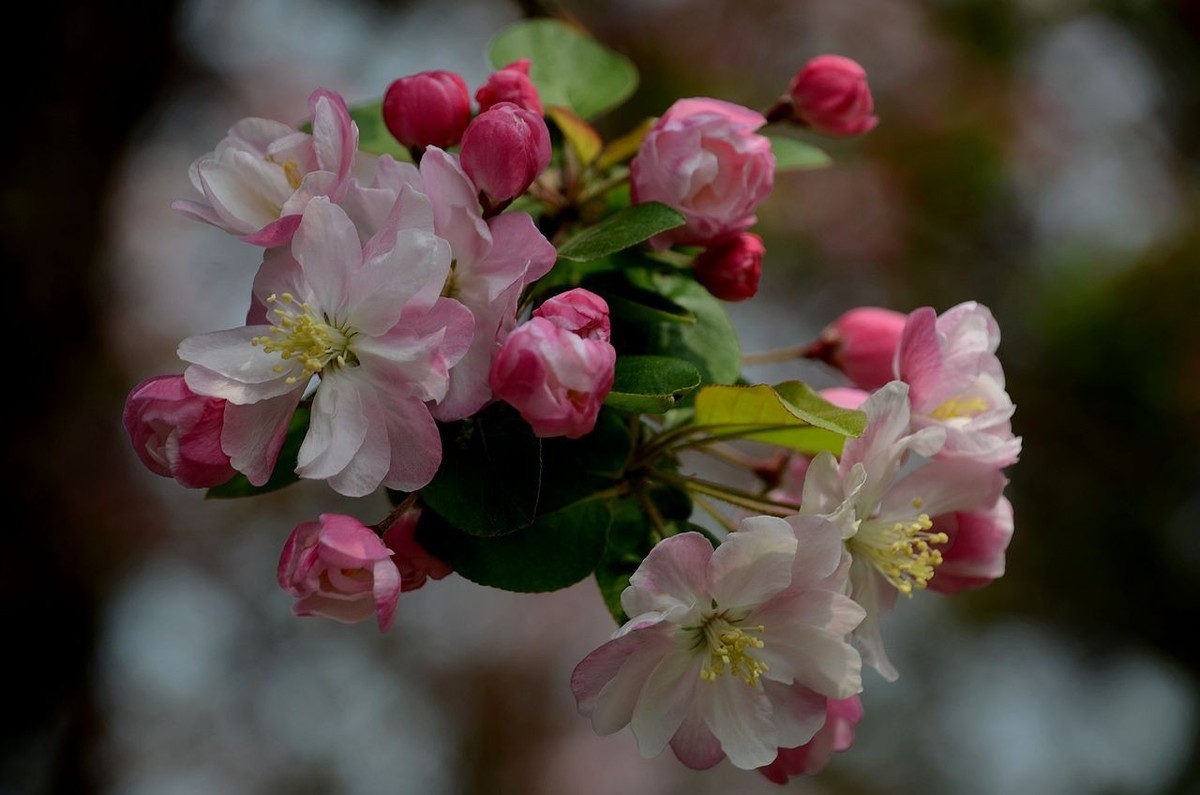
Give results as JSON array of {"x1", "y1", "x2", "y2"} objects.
[
  {"x1": 802, "y1": 382, "x2": 1007, "y2": 680},
  {"x1": 178, "y1": 196, "x2": 473, "y2": 497},
  {"x1": 571, "y1": 515, "x2": 864, "y2": 771}
]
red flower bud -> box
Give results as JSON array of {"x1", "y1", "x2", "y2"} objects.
[
  {"x1": 809, "y1": 307, "x2": 906, "y2": 389},
  {"x1": 692, "y1": 233, "x2": 765, "y2": 302},
  {"x1": 382, "y1": 70, "x2": 471, "y2": 149},
  {"x1": 786, "y1": 55, "x2": 878, "y2": 138},
  {"x1": 459, "y1": 102, "x2": 552, "y2": 205},
  {"x1": 476, "y1": 58, "x2": 543, "y2": 115}
]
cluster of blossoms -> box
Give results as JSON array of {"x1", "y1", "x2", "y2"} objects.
[{"x1": 124, "y1": 21, "x2": 1013, "y2": 785}]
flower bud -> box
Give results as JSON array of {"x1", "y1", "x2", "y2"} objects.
[
  {"x1": 459, "y1": 102, "x2": 552, "y2": 205},
  {"x1": 808, "y1": 307, "x2": 906, "y2": 390},
  {"x1": 692, "y1": 232, "x2": 764, "y2": 301},
  {"x1": 277, "y1": 513, "x2": 402, "y2": 632},
  {"x1": 786, "y1": 55, "x2": 878, "y2": 138},
  {"x1": 534, "y1": 288, "x2": 611, "y2": 342},
  {"x1": 489, "y1": 317, "x2": 616, "y2": 439},
  {"x1": 475, "y1": 58, "x2": 543, "y2": 115},
  {"x1": 380, "y1": 507, "x2": 452, "y2": 593},
  {"x1": 382, "y1": 69, "x2": 472, "y2": 149},
  {"x1": 123, "y1": 375, "x2": 235, "y2": 488}
]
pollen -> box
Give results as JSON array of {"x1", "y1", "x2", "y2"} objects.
[
  {"x1": 282, "y1": 160, "x2": 304, "y2": 190},
  {"x1": 698, "y1": 617, "x2": 768, "y2": 687},
  {"x1": 931, "y1": 395, "x2": 989, "y2": 420},
  {"x1": 852, "y1": 511, "x2": 949, "y2": 597},
  {"x1": 250, "y1": 294, "x2": 353, "y2": 382}
]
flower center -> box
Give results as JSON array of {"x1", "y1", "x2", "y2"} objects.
[
  {"x1": 697, "y1": 614, "x2": 768, "y2": 687},
  {"x1": 251, "y1": 292, "x2": 355, "y2": 383},
  {"x1": 851, "y1": 501, "x2": 948, "y2": 596},
  {"x1": 282, "y1": 160, "x2": 304, "y2": 190},
  {"x1": 930, "y1": 395, "x2": 989, "y2": 420}
]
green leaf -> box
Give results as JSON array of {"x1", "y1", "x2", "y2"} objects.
[
  {"x1": 692, "y1": 381, "x2": 866, "y2": 455},
  {"x1": 766, "y1": 134, "x2": 833, "y2": 172},
  {"x1": 557, "y1": 202, "x2": 685, "y2": 262},
  {"x1": 546, "y1": 105, "x2": 603, "y2": 166},
  {"x1": 419, "y1": 498, "x2": 611, "y2": 593},
  {"x1": 639, "y1": 271, "x2": 742, "y2": 385},
  {"x1": 582, "y1": 267, "x2": 695, "y2": 326},
  {"x1": 538, "y1": 407, "x2": 632, "y2": 512},
  {"x1": 419, "y1": 404, "x2": 542, "y2": 537},
  {"x1": 348, "y1": 102, "x2": 412, "y2": 159},
  {"x1": 489, "y1": 19, "x2": 639, "y2": 120},
  {"x1": 207, "y1": 406, "x2": 310, "y2": 499},
  {"x1": 606, "y1": 355, "x2": 702, "y2": 413}
]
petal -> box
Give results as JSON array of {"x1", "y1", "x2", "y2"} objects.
[
  {"x1": 709, "y1": 517, "x2": 797, "y2": 610},
  {"x1": 351, "y1": 228, "x2": 452, "y2": 335},
  {"x1": 700, "y1": 674, "x2": 778, "y2": 770},
  {"x1": 630, "y1": 649, "x2": 703, "y2": 757},
  {"x1": 785, "y1": 513, "x2": 848, "y2": 586},
  {"x1": 221, "y1": 391, "x2": 303, "y2": 486},
  {"x1": 379, "y1": 394, "x2": 443, "y2": 492},
  {"x1": 848, "y1": 563, "x2": 900, "y2": 682},
  {"x1": 571, "y1": 625, "x2": 672, "y2": 734},
  {"x1": 291, "y1": 198, "x2": 361, "y2": 318},
  {"x1": 670, "y1": 702, "x2": 726, "y2": 770},
  {"x1": 880, "y1": 459, "x2": 1006, "y2": 520},
  {"x1": 760, "y1": 680, "x2": 828, "y2": 749},
  {"x1": 476, "y1": 210, "x2": 557, "y2": 296},
  {"x1": 896, "y1": 307, "x2": 942, "y2": 403},
  {"x1": 295, "y1": 375, "x2": 369, "y2": 482},
  {"x1": 623, "y1": 532, "x2": 714, "y2": 619}
]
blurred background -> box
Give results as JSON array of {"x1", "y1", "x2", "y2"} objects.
[{"x1": 6, "y1": 0, "x2": 1200, "y2": 792}]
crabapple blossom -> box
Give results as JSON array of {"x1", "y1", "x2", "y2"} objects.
[
  {"x1": 475, "y1": 58, "x2": 543, "y2": 115},
  {"x1": 382, "y1": 70, "x2": 472, "y2": 150},
  {"x1": 808, "y1": 307, "x2": 907, "y2": 391},
  {"x1": 758, "y1": 696, "x2": 863, "y2": 782},
  {"x1": 571, "y1": 515, "x2": 864, "y2": 770},
  {"x1": 380, "y1": 506, "x2": 453, "y2": 592},
  {"x1": 630, "y1": 98, "x2": 774, "y2": 248},
  {"x1": 277, "y1": 513, "x2": 402, "y2": 632},
  {"x1": 172, "y1": 89, "x2": 359, "y2": 247},
  {"x1": 785, "y1": 55, "x2": 878, "y2": 137},
  {"x1": 459, "y1": 102, "x2": 552, "y2": 206},
  {"x1": 178, "y1": 197, "x2": 473, "y2": 497},
  {"x1": 896, "y1": 302, "x2": 1022, "y2": 467},
  {"x1": 693, "y1": 232, "x2": 764, "y2": 302},
  {"x1": 533, "y1": 288, "x2": 612, "y2": 342},
  {"x1": 122, "y1": 375, "x2": 235, "y2": 488}
]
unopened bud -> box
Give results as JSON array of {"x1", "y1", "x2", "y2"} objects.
[
  {"x1": 476, "y1": 58, "x2": 543, "y2": 115},
  {"x1": 382, "y1": 70, "x2": 472, "y2": 150},
  {"x1": 785, "y1": 55, "x2": 878, "y2": 138},
  {"x1": 808, "y1": 307, "x2": 906, "y2": 389},
  {"x1": 459, "y1": 102, "x2": 552, "y2": 206},
  {"x1": 692, "y1": 233, "x2": 765, "y2": 302}
]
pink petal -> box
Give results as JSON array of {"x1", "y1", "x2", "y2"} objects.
[
  {"x1": 221, "y1": 391, "x2": 303, "y2": 486},
  {"x1": 623, "y1": 532, "x2": 715, "y2": 619},
  {"x1": 709, "y1": 517, "x2": 797, "y2": 610},
  {"x1": 670, "y1": 703, "x2": 726, "y2": 770}
]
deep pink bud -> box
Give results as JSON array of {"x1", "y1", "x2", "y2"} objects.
[
  {"x1": 787, "y1": 55, "x2": 878, "y2": 137},
  {"x1": 534, "y1": 288, "x2": 611, "y2": 342},
  {"x1": 489, "y1": 317, "x2": 616, "y2": 439},
  {"x1": 475, "y1": 58, "x2": 543, "y2": 115},
  {"x1": 277, "y1": 513, "x2": 402, "y2": 632},
  {"x1": 692, "y1": 232, "x2": 765, "y2": 302},
  {"x1": 123, "y1": 375, "x2": 235, "y2": 488},
  {"x1": 758, "y1": 696, "x2": 864, "y2": 783},
  {"x1": 382, "y1": 70, "x2": 472, "y2": 149},
  {"x1": 459, "y1": 102, "x2": 552, "y2": 205},
  {"x1": 809, "y1": 307, "x2": 907, "y2": 390},
  {"x1": 380, "y1": 507, "x2": 452, "y2": 593}
]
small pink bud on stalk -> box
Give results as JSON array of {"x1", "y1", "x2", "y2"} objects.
[
  {"x1": 459, "y1": 102, "x2": 552, "y2": 214},
  {"x1": 806, "y1": 307, "x2": 907, "y2": 390},
  {"x1": 382, "y1": 69, "x2": 472, "y2": 154},
  {"x1": 766, "y1": 55, "x2": 878, "y2": 138},
  {"x1": 692, "y1": 232, "x2": 765, "y2": 302},
  {"x1": 123, "y1": 375, "x2": 236, "y2": 488},
  {"x1": 476, "y1": 58, "x2": 543, "y2": 115}
]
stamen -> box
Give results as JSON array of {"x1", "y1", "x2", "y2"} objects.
[
  {"x1": 852, "y1": 511, "x2": 948, "y2": 596},
  {"x1": 250, "y1": 294, "x2": 353, "y2": 381},
  {"x1": 931, "y1": 396, "x2": 989, "y2": 420},
  {"x1": 697, "y1": 616, "x2": 768, "y2": 687}
]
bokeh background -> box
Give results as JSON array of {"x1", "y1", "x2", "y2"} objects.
[{"x1": 7, "y1": 0, "x2": 1200, "y2": 793}]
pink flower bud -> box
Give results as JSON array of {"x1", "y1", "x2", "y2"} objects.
[
  {"x1": 489, "y1": 317, "x2": 616, "y2": 439},
  {"x1": 809, "y1": 307, "x2": 907, "y2": 390},
  {"x1": 382, "y1": 70, "x2": 472, "y2": 149},
  {"x1": 380, "y1": 507, "x2": 452, "y2": 593},
  {"x1": 533, "y1": 288, "x2": 611, "y2": 342},
  {"x1": 631, "y1": 98, "x2": 774, "y2": 248},
  {"x1": 459, "y1": 102, "x2": 552, "y2": 205},
  {"x1": 475, "y1": 58, "x2": 543, "y2": 115},
  {"x1": 123, "y1": 375, "x2": 235, "y2": 488},
  {"x1": 277, "y1": 514, "x2": 402, "y2": 632},
  {"x1": 692, "y1": 232, "x2": 765, "y2": 301},
  {"x1": 758, "y1": 696, "x2": 864, "y2": 783},
  {"x1": 786, "y1": 55, "x2": 878, "y2": 138}
]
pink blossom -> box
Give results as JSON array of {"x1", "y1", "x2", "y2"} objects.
[
  {"x1": 475, "y1": 58, "x2": 543, "y2": 115},
  {"x1": 489, "y1": 317, "x2": 616, "y2": 439},
  {"x1": 277, "y1": 513, "x2": 401, "y2": 632},
  {"x1": 896, "y1": 302, "x2": 1022, "y2": 467},
  {"x1": 809, "y1": 307, "x2": 907, "y2": 391},
  {"x1": 786, "y1": 55, "x2": 878, "y2": 138},
  {"x1": 123, "y1": 375, "x2": 236, "y2": 488},
  {"x1": 459, "y1": 102, "x2": 552, "y2": 206},
  {"x1": 172, "y1": 89, "x2": 359, "y2": 247},
  {"x1": 929, "y1": 495, "x2": 1014, "y2": 595},
  {"x1": 630, "y1": 98, "x2": 774, "y2": 248},
  {"x1": 693, "y1": 232, "x2": 764, "y2": 302},
  {"x1": 178, "y1": 197, "x2": 473, "y2": 497},
  {"x1": 758, "y1": 696, "x2": 863, "y2": 783},
  {"x1": 380, "y1": 506, "x2": 453, "y2": 592},
  {"x1": 571, "y1": 515, "x2": 863, "y2": 770},
  {"x1": 533, "y1": 288, "x2": 611, "y2": 342},
  {"x1": 382, "y1": 70, "x2": 472, "y2": 150}
]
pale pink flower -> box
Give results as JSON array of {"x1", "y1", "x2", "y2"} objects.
[
  {"x1": 571, "y1": 516, "x2": 864, "y2": 771},
  {"x1": 344, "y1": 148, "x2": 556, "y2": 420},
  {"x1": 786, "y1": 55, "x2": 879, "y2": 137},
  {"x1": 693, "y1": 232, "x2": 764, "y2": 302},
  {"x1": 122, "y1": 375, "x2": 235, "y2": 488},
  {"x1": 178, "y1": 197, "x2": 473, "y2": 497},
  {"x1": 489, "y1": 316, "x2": 616, "y2": 439},
  {"x1": 382, "y1": 70, "x2": 472, "y2": 150},
  {"x1": 631, "y1": 98, "x2": 774, "y2": 248},
  {"x1": 172, "y1": 89, "x2": 360, "y2": 247},
  {"x1": 475, "y1": 58, "x2": 543, "y2": 115},
  {"x1": 533, "y1": 288, "x2": 611, "y2": 342},
  {"x1": 380, "y1": 506, "x2": 453, "y2": 592},
  {"x1": 802, "y1": 382, "x2": 1005, "y2": 679},
  {"x1": 928, "y1": 495, "x2": 1014, "y2": 595},
  {"x1": 277, "y1": 513, "x2": 401, "y2": 632},
  {"x1": 758, "y1": 696, "x2": 863, "y2": 782},
  {"x1": 808, "y1": 307, "x2": 907, "y2": 391},
  {"x1": 896, "y1": 302, "x2": 1022, "y2": 467},
  {"x1": 459, "y1": 102, "x2": 553, "y2": 206}
]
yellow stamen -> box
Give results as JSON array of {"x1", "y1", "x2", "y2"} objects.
[
  {"x1": 930, "y1": 396, "x2": 989, "y2": 420},
  {"x1": 697, "y1": 616, "x2": 768, "y2": 687},
  {"x1": 851, "y1": 511, "x2": 949, "y2": 596},
  {"x1": 282, "y1": 160, "x2": 304, "y2": 190},
  {"x1": 250, "y1": 294, "x2": 353, "y2": 382}
]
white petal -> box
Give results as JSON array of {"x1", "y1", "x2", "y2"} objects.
[
  {"x1": 292, "y1": 198, "x2": 360, "y2": 319},
  {"x1": 295, "y1": 375, "x2": 368, "y2": 481},
  {"x1": 221, "y1": 392, "x2": 302, "y2": 486},
  {"x1": 630, "y1": 649, "x2": 703, "y2": 757},
  {"x1": 623, "y1": 533, "x2": 714, "y2": 619},
  {"x1": 700, "y1": 674, "x2": 778, "y2": 770},
  {"x1": 761, "y1": 680, "x2": 828, "y2": 749},
  {"x1": 709, "y1": 517, "x2": 796, "y2": 610}
]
